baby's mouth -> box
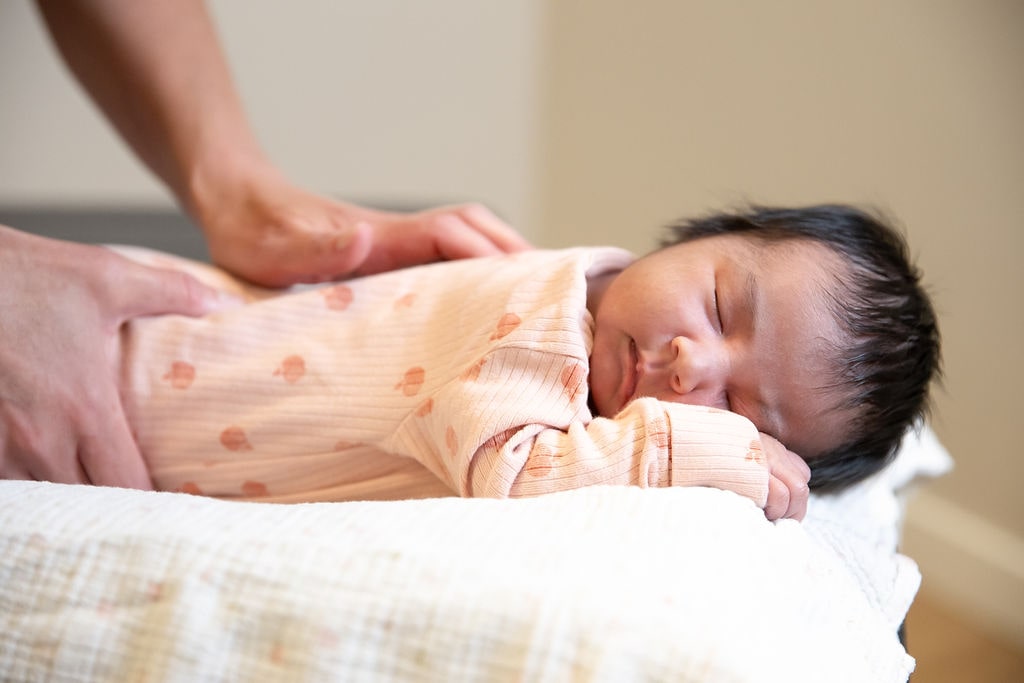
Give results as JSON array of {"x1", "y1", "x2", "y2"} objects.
[{"x1": 622, "y1": 338, "x2": 639, "y2": 409}]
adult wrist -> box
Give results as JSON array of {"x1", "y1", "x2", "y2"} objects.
[{"x1": 182, "y1": 143, "x2": 275, "y2": 229}]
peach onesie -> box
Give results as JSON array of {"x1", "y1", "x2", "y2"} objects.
[{"x1": 119, "y1": 247, "x2": 770, "y2": 505}]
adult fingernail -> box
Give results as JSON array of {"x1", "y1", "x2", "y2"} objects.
[{"x1": 203, "y1": 289, "x2": 246, "y2": 312}]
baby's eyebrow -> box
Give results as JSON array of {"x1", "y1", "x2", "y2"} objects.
[{"x1": 739, "y1": 270, "x2": 776, "y2": 440}]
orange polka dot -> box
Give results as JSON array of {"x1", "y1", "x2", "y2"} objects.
[
  {"x1": 490, "y1": 312, "x2": 521, "y2": 340},
  {"x1": 460, "y1": 358, "x2": 486, "y2": 382},
  {"x1": 525, "y1": 445, "x2": 555, "y2": 477},
  {"x1": 445, "y1": 425, "x2": 458, "y2": 455},
  {"x1": 394, "y1": 366, "x2": 426, "y2": 396},
  {"x1": 273, "y1": 355, "x2": 306, "y2": 383},
  {"x1": 480, "y1": 428, "x2": 517, "y2": 454},
  {"x1": 393, "y1": 293, "x2": 416, "y2": 310},
  {"x1": 322, "y1": 284, "x2": 354, "y2": 311},
  {"x1": 648, "y1": 416, "x2": 670, "y2": 449},
  {"x1": 270, "y1": 643, "x2": 286, "y2": 665},
  {"x1": 146, "y1": 581, "x2": 164, "y2": 602},
  {"x1": 220, "y1": 426, "x2": 253, "y2": 451},
  {"x1": 746, "y1": 439, "x2": 765, "y2": 464},
  {"x1": 162, "y1": 361, "x2": 195, "y2": 389},
  {"x1": 177, "y1": 481, "x2": 203, "y2": 495},
  {"x1": 415, "y1": 398, "x2": 434, "y2": 417},
  {"x1": 242, "y1": 480, "x2": 269, "y2": 497},
  {"x1": 560, "y1": 364, "x2": 586, "y2": 402}
]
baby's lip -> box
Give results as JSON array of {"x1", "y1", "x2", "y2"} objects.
[{"x1": 621, "y1": 338, "x2": 639, "y2": 410}]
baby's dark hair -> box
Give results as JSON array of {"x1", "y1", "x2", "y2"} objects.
[{"x1": 661, "y1": 204, "x2": 941, "y2": 491}]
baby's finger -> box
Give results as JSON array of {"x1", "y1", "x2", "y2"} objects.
[
  {"x1": 784, "y1": 476, "x2": 810, "y2": 520},
  {"x1": 775, "y1": 453, "x2": 810, "y2": 520},
  {"x1": 766, "y1": 465, "x2": 808, "y2": 520},
  {"x1": 757, "y1": 432, "x2": 810, "y2": 520},
  {"x1": 764, "y1": 475, "x2": 791, "y2": 521}
]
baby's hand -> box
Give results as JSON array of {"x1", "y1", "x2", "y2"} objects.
[{"x1": 758, "y1": 432, "x2": 811, "y2": 521}]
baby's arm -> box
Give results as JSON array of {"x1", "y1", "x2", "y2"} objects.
[{"x1": 453, "y1": 397, "x2": 802, "y2": 517}]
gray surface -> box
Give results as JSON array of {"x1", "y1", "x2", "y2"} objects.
[
  {"x1": 0, "y1": 207, "x2": 211, "y2": 261},
  {"x1": 0, "y1": 200, "x2": 435, "y2": 263}
]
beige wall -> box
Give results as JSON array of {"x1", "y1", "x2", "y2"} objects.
[
  {"x1": 538, "y1": 0, "x2": 1024, "y2": 641},
  {"x1": 1, "y1": 0, "x2": 1021, "y2": 642},
  {"x1": 0, "y1": 0, "x2": 544, "y2": 233}
]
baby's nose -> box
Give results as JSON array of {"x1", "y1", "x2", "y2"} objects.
[{"x1": 669, "y1": 336, "x2": 726, "y2": 396}]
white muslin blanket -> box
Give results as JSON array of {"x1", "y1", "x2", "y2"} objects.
[{"x1": 1, "y1": 479, "x2": 922, "y2": 682}]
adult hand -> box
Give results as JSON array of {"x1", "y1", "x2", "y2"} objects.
[
  {"x1": 758, "y1": 432, "x2": 811, "y2": 521},
  {"x1": 0, "y1": 226, "x2": 233, "y2": 488},
  {"x1": 192, "y1": 164, "x2": 533, "y2": 287}
]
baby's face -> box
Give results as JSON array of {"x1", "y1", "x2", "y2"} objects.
[{"x1": 588, "y1": 234, "x2": 852, "y2": 458}]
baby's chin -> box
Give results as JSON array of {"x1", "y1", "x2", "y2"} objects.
[{"x1": 586, "y1": 382, "x2": 605, "y2": 417}]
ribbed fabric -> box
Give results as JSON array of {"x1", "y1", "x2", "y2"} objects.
[{"x1": 118, "y1": 247, "x2": 769, "y2": 506}]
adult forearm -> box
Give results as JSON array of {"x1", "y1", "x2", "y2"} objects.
[{"x1": 35, "y1": 0, "x2": 265, "y2": 212}]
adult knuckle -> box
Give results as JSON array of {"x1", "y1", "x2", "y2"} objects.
[
  {"x1": 429, "y1": 212, "x2": 460, "y2": 233},
  {"x1": 170, "y1": 271, "x2": 206, "y2": 309},
  {"x1": 91, "y1": 252, "x2": 130, "y2": 297},
  {"x1": 2, "y1": 409, "x2": 47, "y2": 465},
  {"x1": 462, "y1": 202, "x2": 493, "y2": 220}
]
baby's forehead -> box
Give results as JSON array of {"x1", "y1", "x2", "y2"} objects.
[{"x1": 681, "y1": 231, "x2": 840, "y2": 256}]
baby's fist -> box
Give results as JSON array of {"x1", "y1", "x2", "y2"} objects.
[{"x1": 758, "y1": 432, "x2": 811, "y2": 521}]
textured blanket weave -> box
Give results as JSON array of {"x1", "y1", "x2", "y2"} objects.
[{"x1": 0, "y1": 482, "x2": 915, "y2": 682}]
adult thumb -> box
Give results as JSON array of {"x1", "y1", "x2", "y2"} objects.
[{"x1": 114, "y1": 258, "x2": 241, "y2": 320}]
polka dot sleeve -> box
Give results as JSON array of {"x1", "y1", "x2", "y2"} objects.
[{"x1": 404, "y1": 387, "x2": 770, "y2": 508}]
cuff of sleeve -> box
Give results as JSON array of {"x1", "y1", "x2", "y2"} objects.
[{"x1": 665, "y1": 404, "x2": 770, "y2": 507}]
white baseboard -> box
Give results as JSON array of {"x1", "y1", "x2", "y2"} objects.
[{"x1": 902, "y1": 490, "x2": 1024, "y2": 647}]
